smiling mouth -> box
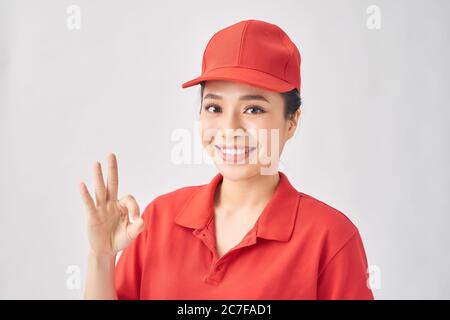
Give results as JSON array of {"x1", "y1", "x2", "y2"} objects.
[{"x1": 214, "y1": 145, "x2": 257, "y2": 162}]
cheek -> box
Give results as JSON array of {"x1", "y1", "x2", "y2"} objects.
[
  {"x1": 274, "y1": 123, "x2": 289, "y2": 153},
  {"x1": 199, "y1": 118, "x2": 218, "y2": 147},
  {"x1": 253, "y1": 120, "x2": 288, "y2": 154}
]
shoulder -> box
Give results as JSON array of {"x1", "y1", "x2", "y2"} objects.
[
  {"x1": 297, "y1": 191, "x2": 359, "y2": 243},
  {"x1": 295, "y1": 192, "x2": 365, "y2": 272}
]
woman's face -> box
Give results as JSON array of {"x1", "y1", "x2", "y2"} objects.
[{"x1": 199, "y1": 80, "x2": 300, "y2": 181}]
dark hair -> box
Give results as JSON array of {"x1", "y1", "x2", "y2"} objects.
[{"x1": 199, "y1": 81, "x2": 301, "y2": 119}]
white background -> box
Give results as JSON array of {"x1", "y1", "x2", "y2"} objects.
[{"x1": 0, "y1": 0, "x2": 449, "y2": 299}]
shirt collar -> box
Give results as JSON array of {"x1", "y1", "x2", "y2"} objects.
[{"x1": 174, "y1": 171, "x2": 300, "y2": 242}]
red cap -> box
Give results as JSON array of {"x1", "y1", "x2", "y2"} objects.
[{"x1": 181, "y1": 19, "x2": 301, "y2": 93}]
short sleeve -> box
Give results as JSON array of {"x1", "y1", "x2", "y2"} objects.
[
  {"x1": 114, "y1": 201, "x2": 154, "y2": 300},
  {"x1": 317, "y1": 229, "x2": 374, "y2": 300}
]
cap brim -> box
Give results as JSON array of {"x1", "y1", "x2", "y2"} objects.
[{"x1": 181, "y1": 67, "x2": 296, "y2": 93}]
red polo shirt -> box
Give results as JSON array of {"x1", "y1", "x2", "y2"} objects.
[{"x1": 115, "y1": 171, "x2": 374, "y2": 299}]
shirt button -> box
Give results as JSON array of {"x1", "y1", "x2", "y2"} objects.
[
  {"x1": 216, "y1": 264, "x2": 226, "y2": 272},
  {"x1": 204, "y1": 276, "x2": 219, "y2": 285}
]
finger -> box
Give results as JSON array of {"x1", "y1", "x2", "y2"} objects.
[
  {"x1": 126, "y1": 217, "x2": 145, "y2": 241},
  {"x1": 106, "y1": 152, "x2": 118, "y2": 201},
  {"x1": 93, "y1": 161, "x2": 106, "y2": 205},
  {"x1": 79, "y1": 181, "x2": 96, "y2": 215},
  {"x1": 119, "y1": 194, "x2": 140, "y2": 221}
]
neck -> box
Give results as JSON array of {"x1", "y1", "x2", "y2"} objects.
[{"x1": 215, "y1": 171, "x2": 280, "y2": 216}]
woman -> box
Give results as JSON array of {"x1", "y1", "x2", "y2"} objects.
[{"x1": 80, "y1": 19, "x2": 374, "y2": 300}]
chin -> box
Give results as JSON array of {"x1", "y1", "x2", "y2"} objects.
[{"x1": 215, "y1": 163, "x2": 264, "y2": 181}]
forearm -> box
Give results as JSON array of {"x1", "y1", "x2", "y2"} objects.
[{"x1": 84, "y1": 252, "x2": 118, "y2": 300}]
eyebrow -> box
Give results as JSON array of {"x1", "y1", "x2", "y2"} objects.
[{"x1": 203, "y1": 93, "x2": 270, "y2": 103}]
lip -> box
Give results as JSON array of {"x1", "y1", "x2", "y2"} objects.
[{"x1": 214, "y1": 145, "x2": 257, "y2": 163}]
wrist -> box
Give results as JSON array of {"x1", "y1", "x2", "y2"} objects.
[{"x1": 88, "y1": 250, "x2": 117, "y2": 261}]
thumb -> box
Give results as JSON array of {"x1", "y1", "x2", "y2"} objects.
[{"x1": 126, "y1": 217, "x2": 145, "y2": 241}]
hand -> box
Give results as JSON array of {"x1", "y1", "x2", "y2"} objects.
[{"x1": 79, "y1": 153, "x2": 145, "y2": 256}]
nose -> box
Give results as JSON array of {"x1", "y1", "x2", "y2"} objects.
[
  {"x1": 219, "y1": 111, "x2": 246, "y2": 142},
  {"x1": 222, "y1": 109, "x2": 242, "y2": 130}
]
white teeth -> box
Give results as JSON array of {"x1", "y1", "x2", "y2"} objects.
[{"x1": 221, "y1": 148, "x2": 245, "y2": 155}]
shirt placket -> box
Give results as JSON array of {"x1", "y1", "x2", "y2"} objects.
[{"x1": 193, "y1": 220, "x2": 258, "y2": 285}]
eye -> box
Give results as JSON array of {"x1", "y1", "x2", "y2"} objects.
[
  {"x1": 204, "y1": 104, "x2": 222, "y2": 113},
  {"x1": 244, "y1": 105, "x2": 265, "y2": 114}
]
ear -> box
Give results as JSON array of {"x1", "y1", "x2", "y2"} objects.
[{"x1": 286, "y1": 109, "x2": 301, "y2": 140}]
